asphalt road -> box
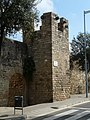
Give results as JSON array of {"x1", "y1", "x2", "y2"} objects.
[{"x1": 33, "y1": 102, "x2": 90, "y2": 120}]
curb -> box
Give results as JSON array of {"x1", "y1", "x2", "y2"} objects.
[
  {"x1": 27, "y1": 100, "x2": 90, "y2": 119},
  {"x1": 0, "y1": 115, "x2": 27, "y2": 120}
]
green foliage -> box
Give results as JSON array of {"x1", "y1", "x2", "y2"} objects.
[
  {"x1": 71, "y1": 33, "x2": 90, "y2": 55},
  {"x1": 70, "y1": 33, "x2": 90, "y2": 71},
  {"x1": 0, "y1": 0, "x2": 40, "y2": 52},
  {"x1": 0, "y1": 0, "x2": 39, "y2": 35}
]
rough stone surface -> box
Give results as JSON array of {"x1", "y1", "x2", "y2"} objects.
[
  {"x1": 0, "y1": 39, "x2": 27, "y2": 106},
  {"x1": 52, "y1": 15, "x2": 70, "y2": 101},
  {"x1": 0, "y1": 12, "x2": 85, "y2": 107},
  {"x1": 28, "y1": 12, "x2": 70, "y2": 105},
  {"x1": 70, "y1": 61, "x2": 85, "y2": 94}
]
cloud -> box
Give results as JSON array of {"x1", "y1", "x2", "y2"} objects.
[
  {"x1": 37, "y1": 0, "x2": 54, "y2": 15},
  {"x1": 35, "y1": 0, "x2": 54, "y2": 30}
]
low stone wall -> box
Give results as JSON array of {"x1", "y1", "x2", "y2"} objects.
[{"x1": 70, "y1": 61, "x2": 85, "y2": 94}]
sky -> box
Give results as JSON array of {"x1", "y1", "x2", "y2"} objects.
[
  {"x1": 9, "y1": 0, "x2": 90, "y2": 43},
  {"x1": 37, "y1": 0, "x2": 90, "y2": 42}
]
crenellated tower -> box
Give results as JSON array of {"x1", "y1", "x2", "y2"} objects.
[
  {"x1": 28, "y1": 12, "x2": 70, "y2": 105},
  {"x1": 0, "y1": 12, "x2": 70, "y2": 106}
]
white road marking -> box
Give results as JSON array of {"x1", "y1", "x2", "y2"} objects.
[
  {"x1": 43, "y1": 109, "x2": 78, "y2": 120},
  {"x1": 65, "y1": 111, "x2": 90, "y2": 120}
]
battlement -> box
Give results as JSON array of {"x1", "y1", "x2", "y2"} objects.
[
  {"x1": 32, "y1": 12, "x2": 70, "y2": 104},
  {"x1": 0, "y1": 12, "x2": 70, "y2": 107},
  {"x1": 39, "y1": 12, "x2": 68, "y2": 33},
  {"x1": 58, "y1": 17, "x2": 68, "y2": 31}
]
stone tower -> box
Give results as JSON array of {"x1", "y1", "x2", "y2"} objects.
[
  {"x1": 28, "y1": 12, "x2": 70, "y2": 105},
  {"x1": 0, "y1": 12, "x2": 70, "y2": 106}
]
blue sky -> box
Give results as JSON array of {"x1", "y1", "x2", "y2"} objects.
[
  {"x1": 37, "y1": 0, "x2": 90, "y2": 42},
  {"x1": 9, "y1": 0, "x2": 90, "y2": 43}
]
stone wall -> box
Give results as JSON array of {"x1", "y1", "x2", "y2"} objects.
[
  {"x1": 0, "y1": 12, "x2": 72, "y2": 106},
  {"x1": 28, "y1": 12, "x2": 70, "y2": 105},
  {"x1": 28, "y1": 13, "x2": 53, "y2": 105},
  {"x1": 70, "y1": 61, "x2": 85, "y2": 94},
  {"x1": 0, "y1": 39, "x2": 27, "y2": 106},
  {"x1": 52, "y1": 16, "x2": 70, "y2": 101}
]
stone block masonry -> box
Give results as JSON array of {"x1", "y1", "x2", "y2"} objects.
[
  {"x1": 70, "y1": 60, "x2": 85, "y2": 94},
  {"x1": 0, "y1": 39, "x2": 27, "y2": 106},
  {"x1": 0, "y1": 12, "x2": 75, "y2": 106},
  {"x1": 52, "y1": 15, "x2": 70, "y2": 100},
  {"x1": 29, "y1": 12, "x2": 70, "y2": 105}
]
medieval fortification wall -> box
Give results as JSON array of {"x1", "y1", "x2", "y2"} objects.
[{"x1": 0, "y1": 12, "x2": 86, "y2": 106}]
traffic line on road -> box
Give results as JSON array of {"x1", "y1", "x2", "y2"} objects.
[
  {"x1": 65, "y1": 111, "x2": 90, "y2": 120},
  {"x1": 43, "y1": 109, "x2": 78, "y2": 120},
  {"x1": 73, "y1": 106, "x2": 90, "y2": 110}
]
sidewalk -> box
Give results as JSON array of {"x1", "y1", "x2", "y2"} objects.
[{"x1": 0, "y1": 94, "x2": 90, "y2": 119}]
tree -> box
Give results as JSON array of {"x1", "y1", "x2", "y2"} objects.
[
  {"x1": 0, "y1": 0, "x2": 40, "y2": 54},
  {"x1": 70, "y1": 33, "x2": 90, "y2": 71}
]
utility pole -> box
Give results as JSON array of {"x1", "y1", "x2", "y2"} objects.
[{"x1": 84, "y1": 10, "x2": 90, "y2": 98}]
